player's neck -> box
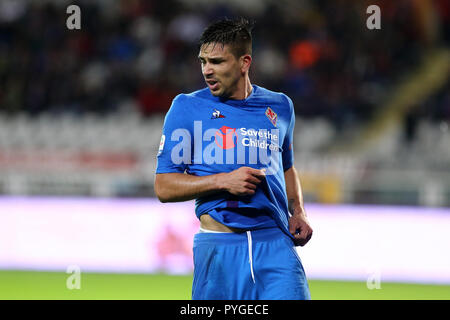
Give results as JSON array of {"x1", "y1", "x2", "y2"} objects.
[{"x1": 229, "y1": 76, "x2": 252, "y2": 100}]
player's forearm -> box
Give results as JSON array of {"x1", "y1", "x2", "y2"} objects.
[
  {"x1": 154, "y1": 172, "x2": 226, "y2": 203},
  {"x1": 284, "y1": 166, "x2": 306, "y2": 216}
]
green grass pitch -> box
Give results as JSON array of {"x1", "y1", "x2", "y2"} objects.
[{"x1": 1, "y1": 271, "x2": 449, "y2": 300}]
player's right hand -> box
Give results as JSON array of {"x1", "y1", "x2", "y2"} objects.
[{"x1": 220, "y1": 167, "x2": 266, "y2": 196}]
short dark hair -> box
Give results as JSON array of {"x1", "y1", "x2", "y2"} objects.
[{"x1": 199, "y1": 17, "x2": 253, "y2": 58}]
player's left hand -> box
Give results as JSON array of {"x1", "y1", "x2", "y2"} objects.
[{"x1": 289, "y1": 211, "x2": 313, "y2": 247}]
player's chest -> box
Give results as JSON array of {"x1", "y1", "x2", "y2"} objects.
[
  {"x1": 189, "y1": 103, "x2": 286, "y2": 153},
  {"x1": 193, "y1": 104, "x2": 284, "y2": 135}
]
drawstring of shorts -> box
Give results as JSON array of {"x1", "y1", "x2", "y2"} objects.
[{"x1": 246, "y1": 231, "x2": 256, "y2": 284}]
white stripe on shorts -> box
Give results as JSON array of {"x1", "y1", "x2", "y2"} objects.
[{"x1": 247, "y1": 231, "x2": 256, "y2": 284}]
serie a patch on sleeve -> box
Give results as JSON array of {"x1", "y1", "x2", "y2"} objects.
[{"x1": 157, "y1": 134, "x2": 165, "y2": 156}]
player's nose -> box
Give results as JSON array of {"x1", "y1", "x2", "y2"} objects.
[{"x1": 202, "y1": 63, "x2": 214, "y2": 77}]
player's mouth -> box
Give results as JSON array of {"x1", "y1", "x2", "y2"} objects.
[{"x1": 206, "y1": 79, "x2": 220, "y2": 91}]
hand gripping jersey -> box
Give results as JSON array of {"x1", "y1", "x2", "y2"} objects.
[{"x1": 156, "y1": 85, "x2": 296, "y2": 239}]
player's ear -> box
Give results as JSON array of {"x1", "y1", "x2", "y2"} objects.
[{"x1": 240, "y1": 54, "x2": 252, "y2": 73}]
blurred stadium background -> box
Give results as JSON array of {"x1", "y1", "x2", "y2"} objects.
[{"x1": 0, "y1": 0, "x2": 449, "y2": 299}]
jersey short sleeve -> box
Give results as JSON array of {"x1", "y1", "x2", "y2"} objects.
[
  {"x1": 155, "y1": 94, "x2": 191, "y2": 174},
  {"x1": 281, "y1": 95, "x2": 295, "y2": 171}
]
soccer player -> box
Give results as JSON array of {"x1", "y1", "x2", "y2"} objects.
[{"x1": 154, "y1": 18, "x2": 313, "y2": 300}]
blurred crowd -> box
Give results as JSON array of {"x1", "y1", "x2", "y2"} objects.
[{"x1": 0, "y1": 0, "x2": 448, "y2": 130}]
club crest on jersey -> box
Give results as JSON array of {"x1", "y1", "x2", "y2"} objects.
[
  {"x1": 211, "y1": 108, "x2": 225, "y2": 119},
  {"x1": 265, "y1": 107, "x2": 277, "y2": 127}
]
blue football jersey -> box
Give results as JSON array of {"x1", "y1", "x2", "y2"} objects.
[{"x1": 156, "y1": 85, "x2": 295, "y2": 238}]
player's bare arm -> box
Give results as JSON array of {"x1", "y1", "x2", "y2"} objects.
[
  {"x1": 284, "y1": 166, "x2": 313, "y2": 246},
  {"x1": 154, "y1": 166, "x2": 266, "y2": 203}
]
